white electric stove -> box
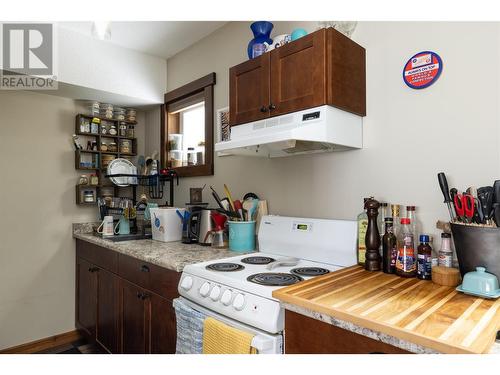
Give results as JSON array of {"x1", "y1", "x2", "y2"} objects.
[{"x1": 177, "y1": 215, "x2": 357, "y2": 353}]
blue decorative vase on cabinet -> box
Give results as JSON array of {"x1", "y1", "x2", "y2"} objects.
[{"x1": 247, "y1": 21, "x2": 274, "y2": 59}]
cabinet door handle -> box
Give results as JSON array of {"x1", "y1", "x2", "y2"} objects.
[
  {"x1": 268, "y1": 104, "x2": 276, "y2": 110},
  {"x1": 260, "y1": 106, "x2": 268, "y2": 113},
  {"x1": 140, "y1": 265, "x2": 150, "y2": 273},
  {"x1": 137, "y1": 292, "x2": 150, "y2": 300},
  {"x1": 88, "y1": 267, "x2": 99, "y2": 273}
]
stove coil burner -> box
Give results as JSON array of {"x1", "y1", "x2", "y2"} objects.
[
  {"x1": 206, "y1": 263, "x2": 245, "y2": 272},
  {"x1": 247, "y1": 273, "x2": 304, "y2": 286},
  {"x1": 290, "y1": 267, "x2": 330, "y2": 277},
  {"x1": 241, "y1": 256, "x2": 276, "y2": 265}
]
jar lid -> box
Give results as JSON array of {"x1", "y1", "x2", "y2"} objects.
[
  {"x1": 400, "y1": 218, "x2": 410, "y2": 225},
  {"x1": 441, "y1": 232, "x2": 451, "y2": 238}
]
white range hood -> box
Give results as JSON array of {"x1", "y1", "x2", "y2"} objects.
[{"x1": 215, "y1": 105, "x2": 363, "y2": 158}]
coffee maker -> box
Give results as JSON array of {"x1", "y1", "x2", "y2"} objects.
[{"x1": 183, "y1": 203, "x2": 208, "y2": 243}]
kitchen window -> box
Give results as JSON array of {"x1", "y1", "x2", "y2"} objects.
[{"x1": 162, "y1": 73, "x2": 215, "y2": 177}]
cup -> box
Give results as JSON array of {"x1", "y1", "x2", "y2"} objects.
[
  {"x1": 271, "y1": 34, "x2": 291, "y2": 50},
  {"x1": 97, "y1": 216, "x2": 114, "y2": 236},
  {"x1": 114, "y1": 216, "x2": 130, "y2": 235},
  {"x1": 228, "y1": 221, "x2": 256, "y2": 252},
  {"x1": 252, "y1": 43, "x2": 266, "y2": 58}
]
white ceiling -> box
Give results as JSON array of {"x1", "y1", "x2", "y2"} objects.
[{"x1": 58, "y1": 21, "x2": 227, "y2": 59}]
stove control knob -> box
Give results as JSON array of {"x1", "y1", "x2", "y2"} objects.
[
  {"x1": 220, "y1": 290, "x2": 233, "y2": 306},
  {"x1": 199, "y1": 282, "x2": 211, "y2": 297},
  {"x1": 209, "y1": 285, "x2": 221, "y2": 301},
  {"x1": 180, "y1": 276, "x2": 193, "y2": 291},
  {"x1": 232, "y1": 293, "x2": 246, "y2": 311}
]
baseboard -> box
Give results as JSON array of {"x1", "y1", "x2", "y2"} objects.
[{"x1": 0, "y1": 330, "x2": 83, "y2": 354}]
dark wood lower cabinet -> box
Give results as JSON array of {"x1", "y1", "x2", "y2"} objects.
[
  {"x1": 121, "y1": 280, "x2": 149, "y2": 354},
  {"x1": 285, "y1": 310, "x2": 410, "y2": 354},
  {"x1": 76, "y1": 257, "x2": 97, "y2": 337},
  {"x1": 150, "y1": 293, "x2": 176, "y2": 354},
  {"x1": 97, "y1": 268, "x2": 120, "y2": 353},
  {"x1": 75, "y1": 239, "x2": 180, "y2": 354}
]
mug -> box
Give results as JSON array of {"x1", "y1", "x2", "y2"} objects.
[
  {"x1": 252, "y1": 43, "x2": 266, "y2": 58},
  {"x1": 114, "y1": 217, "x2": 130, "y2": 235},
  {"x1": 267, "y1": 34, "x2": 291, "y2": 51},
  {"x1": 97, "y1": 215, "x2": 114, "y2": 236}
]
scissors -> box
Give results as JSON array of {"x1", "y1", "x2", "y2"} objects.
[{"x1": 454, "y1": 193, "x2": 475, "y2": 223}]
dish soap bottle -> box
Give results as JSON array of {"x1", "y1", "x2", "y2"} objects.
[
  {"x1": 357, "y1": 197, "x2": 372, "y2": 265},
  {"x1": 396, "y1": 218, "x2": 417, "y2": 277}
]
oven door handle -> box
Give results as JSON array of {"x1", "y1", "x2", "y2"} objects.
[{"x1": 251, "y1": 335, "x2": 273, "y2": 352}]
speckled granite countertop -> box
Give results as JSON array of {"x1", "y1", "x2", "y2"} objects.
[{"x1": 73, "y1": 223, "x2": 251, "y2": 273}]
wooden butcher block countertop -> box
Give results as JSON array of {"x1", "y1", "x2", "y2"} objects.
[{"x1": 272, "y1": 265, "x2": 500, "y2": 354}]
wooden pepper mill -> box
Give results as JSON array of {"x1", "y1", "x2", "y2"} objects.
[{"x1": 364, "y1": 198, "x2": 381, "y2": 271}]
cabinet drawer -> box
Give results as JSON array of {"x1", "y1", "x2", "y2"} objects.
[
  {"x1": 76, "y1": 239, "x2": 118, "y2": 273},
  {"x1": 118, "y1": 254, "x2": 181, "y2": 300}
]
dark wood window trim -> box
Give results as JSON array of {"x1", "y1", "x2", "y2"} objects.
[{"x1": 162, "y1": 73, "x2": 215, "y2": 178}]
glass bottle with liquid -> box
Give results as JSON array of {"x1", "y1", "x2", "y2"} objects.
[
  {"x1": 417, "y1": 235, "x2": 432, "y2": 280},
  {"x1": 438, "y1": 233, "x2": 453, "y2": 267},
  {"x1": 396, "y1": 218, "x2": 417, "y2": 277},
  {"x1": 357, "y1": 197, "x2": 372, "y2": 265},
  {"x1": 382, "y1": 217, "x2": 397, "y2": 274},
  {"x1": 391, "y1": 204, "x2": 401, "y2": 237},
  {"x1": 406, "y1": 206, "x2": 419, "y2": 239}
]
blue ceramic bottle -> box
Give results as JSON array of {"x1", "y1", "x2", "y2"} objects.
[{"x1": 247, "y1": 21, "x2": 273, "y2": 59}]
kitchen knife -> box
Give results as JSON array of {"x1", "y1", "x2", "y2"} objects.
[{"x1": 438, "y1": 173, "x2": 455, "y2": 220}]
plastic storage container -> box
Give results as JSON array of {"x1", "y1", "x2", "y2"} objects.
[
  {"x1": 149, "y1": 207, "x2": 185, "y2": 242},
  {"x1": 228, "y1": 221, "x2": 256, "y2": 252}
]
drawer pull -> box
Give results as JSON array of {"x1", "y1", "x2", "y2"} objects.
[
  {"x1": 88, "y1": 267, "x2": 99, "y2": 273},
  {"x1": 268, "y1": 104, "x2": 276, "y2": 110},
  {"x1": 137, "y1": 292, "x2": 150, "y2": 300},
  {"x1": 141, "y1": 265, "x2": 150, "y2": 273},
  {"x1": 260, "y1": 106, "x2": 268, "y2": 113}
]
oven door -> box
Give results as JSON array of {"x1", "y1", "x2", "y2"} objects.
[{"x1": 178, "y1": 297, "x2": 283, "y2": 354}]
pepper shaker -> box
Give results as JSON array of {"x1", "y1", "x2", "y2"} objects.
[{"x1": 365, "y1": 198, "x2": 381, "y2": 271}]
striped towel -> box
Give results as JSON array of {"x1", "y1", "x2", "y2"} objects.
[{"x1": 173, "y1": 298, "x2": 207, "y2": 354}]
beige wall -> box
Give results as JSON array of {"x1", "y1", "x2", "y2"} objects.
[
  {"x1": 164, "y1": 21, "x2": 500, "y2": 246},
  {"x1": 0, "y1": 90, "x2": 145, "y2": 350}
]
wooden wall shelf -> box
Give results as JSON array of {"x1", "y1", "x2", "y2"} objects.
[{"x1": 74, "y1": 114, "x2": 138, "y2": 206}]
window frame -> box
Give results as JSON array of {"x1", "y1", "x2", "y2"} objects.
[{"x1": 161, "y1": 72, "x2": 216, "y2": 177}]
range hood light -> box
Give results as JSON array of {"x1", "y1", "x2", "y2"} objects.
[{"x1": 92, "y1": 21, "x2": 111, "y2": 40}]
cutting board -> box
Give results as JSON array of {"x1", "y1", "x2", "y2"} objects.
[{"x1": 272, "y1": 265, "x2": 500, "y2": 354}]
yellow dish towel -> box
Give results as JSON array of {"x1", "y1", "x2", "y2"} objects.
[{"x1": 202, "y1": 317, "x2": 257, "y2": 354}]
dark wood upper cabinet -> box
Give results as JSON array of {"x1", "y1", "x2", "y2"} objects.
[
  {"x1": 270, "y1": 29, "x2": 326, "y2": 116},
  {"x1": 96, "y1": 268, "x2": 120, "y2": 353},
  {"x1": 76, "y1": 257, "x2": 97, "y2": 337},
  {"x1": 229, "y1": 27, "x2": 365, "y2": 127},
  {"x1": 229, "y1": 53, "x2": 270, "y2": 126}
]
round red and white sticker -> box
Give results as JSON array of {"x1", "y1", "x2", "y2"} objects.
[{"x1": 403, "y1": 51, "x2": 443, "y2": 89}]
